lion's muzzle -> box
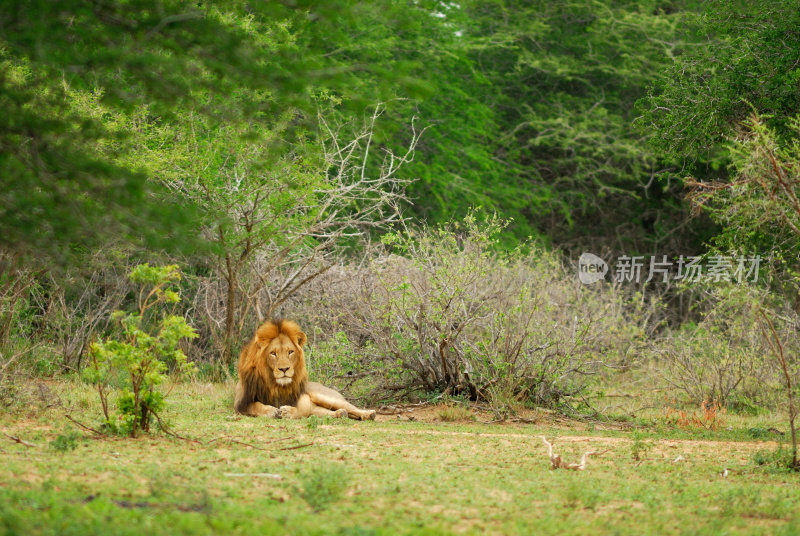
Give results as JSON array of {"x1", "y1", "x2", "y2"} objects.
[{"x1": 274, "y1": 367, "x2": 293, "y2": 385}]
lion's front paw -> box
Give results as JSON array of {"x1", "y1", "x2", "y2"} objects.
[
  {"x1": 361, "y1": 410, "x2": 376, "y2": 421},
  {"x1": 333, "y1": 408, "x2": 348, "y2": 419},
  {"x1": 277, "y1": 405, "x2": 297, "y2": 419}
]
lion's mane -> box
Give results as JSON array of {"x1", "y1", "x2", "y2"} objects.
[{"x1": 234, "y1": 319, "x2": 308, "y2": 414}]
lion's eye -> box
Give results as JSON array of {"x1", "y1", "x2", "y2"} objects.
[
  {"x1": 270, "y1": 352, "x2": 276, "y2": 357},
  {"x1": 288, "y1": 350, "x2": 294, "y2": 355}
]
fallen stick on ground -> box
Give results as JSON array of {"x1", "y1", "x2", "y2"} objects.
[
  {"x1": 541, "y1": 436, "x2": 607, "y2": 470},
  {"x1": 64, "y1": 414, "x2": 104, "y2": 436},
  {"x1": 2, "y1": 430, "x2": 38, "y2": 448},
  {"x1": 280, "y1": 442, "x2": 314, "y2": 451}
]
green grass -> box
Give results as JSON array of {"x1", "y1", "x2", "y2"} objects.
[{"x1": 1, "y1": 379, "x2": 799, "y2": 535}]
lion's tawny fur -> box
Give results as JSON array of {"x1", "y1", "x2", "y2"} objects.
[
  {"x1": 235, "y1": 319, "x2": 307, "y2": 413},
  {"x1": 234, "y1": 319, "x2": 376, "y2": 421}
]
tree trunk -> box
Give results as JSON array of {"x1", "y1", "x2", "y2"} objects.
[{"x1": 224, "y1": 268, "x2": 237, "y2": 367}]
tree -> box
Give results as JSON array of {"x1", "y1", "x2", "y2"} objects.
[
  {"x1": 640, "y1": 0, "x2": 800, "y2": 176},
  {"x1": 301, "y1": 1, "x2": 706, "y2": 249},
  {"x1": 0, "y1": 0, "x2": 415, "y2": 265},
  {"x1": 453, "y1": 0, "x2": 704, "y2": 249},
  {"x1": 142, "y1": 103, "x2": 426, "y2": 365},
  {"x1": 685, "y1": 114, "x2": 800, "y2": 468}
]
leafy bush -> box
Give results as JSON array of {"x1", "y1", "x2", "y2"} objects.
[
  {"x1": 305, "y1": 331, "x2": 394, "y2": 405},
  {"x1": 752, "y1": 446, "x2": 798, "y2": 473},
  {"x1": 83, "y1": 264, "x2": 196, "y2": 437},
  {"x1": 50, "y1": 431, "x2": 81, "y2": 452}
]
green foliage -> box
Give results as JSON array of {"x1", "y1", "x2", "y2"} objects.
[
  {"x1": 454, "y1": 0, "x2": 702, "y2": 245},
  {"x1": 320, "y1": 0, "x2": 706, "y2": 245},
  {"x1": 692, "y1": 115, "x2": 800, "y2": 291},
  {"x1": 2, "y1": 0, "x2": 718, "y2": 272},
  {"x1": 0, "y1": 0, "x2": 419, "y2": 265},
  {"x1": 84, "y1": 264, "x2": 196, "y2": 436},
  {"x1": 630, "y1": 431, "x2": 654, "y2": 462},
  {"x1": 752, "y1": 445, "x2": 798, "y2": 473},
  {"x1": 297, "y1": 464, "x2": 349, "y2": 512},
  {"x1": 641, "y1": 0, "x2": 800, "y2": 174},
  {"x1": 307, "y1": 332, "x2": 386, "y2": 403},
  {"x1": 50, "y1": 431, "x2": 81, "y2": 452}
]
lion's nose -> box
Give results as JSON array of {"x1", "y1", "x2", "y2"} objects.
[{"x1": 278, "y1": 367, "x2": 290, "y2": 374}]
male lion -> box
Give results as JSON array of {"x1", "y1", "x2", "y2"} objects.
[{"x1": 234, "y1": 319, "x2": 376, "y2": 420}]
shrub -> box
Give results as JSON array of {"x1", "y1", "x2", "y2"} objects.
[
  {"x1": 752, "y1": 446, "x2": 797, "y2": 473},
  {"x1": 305, "y1": 331, "x2": 387, "y2": 404},
  {"x1": 50, "y1": 431, "x2": 81, "y2": 452},
  {"x1": 83, "y1": 264, "x2": 196, "y2": 437},
  {"x1": 289, "y1": 212, "x2": 657, "y2": 416},
  {"x1": 659, "y1": 283, "x2": 786, "y2": 407}
]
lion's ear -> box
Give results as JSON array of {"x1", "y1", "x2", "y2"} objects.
[{"x1": 296, "y1": 330, "x2": 307, "y2": 348}]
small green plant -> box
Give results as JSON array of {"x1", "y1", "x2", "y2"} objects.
[
  {"x1": 752, "y1": 445, "x2": 796, "y2": 473},
  {"x1": 630, "y1": 431, "x2": 654, "y2": 462},
  {"x1": 298, "y1": 464, "x2": 349, "y2": 511},
  {"x1": 306, "y1": 415, "x2": 322, "y2": 430},
  {"x1": 305, "y1": 415, "x2": 338, "y2": 429},
  {"x1": 748, "y1": 427, "x2": 770, "y2": 439},
  {"x1": 83, "y1": 264, "x2": 197, "y2": 437},
  {"x1": 50, "y1": 431, "x2": 81, "y2": 452}
]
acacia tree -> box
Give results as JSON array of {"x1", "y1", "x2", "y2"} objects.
[
  {"x1": 155, "y1": 104, "x2": 425, "y2": 365},
  {"x1": 687, "y1": 114, "x2": 800, "y2": 468}
]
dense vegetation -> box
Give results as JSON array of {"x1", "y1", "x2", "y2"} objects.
[
  {"x1": 2, "y1": 0, "x2": 800, "y2": 462},
  {"x1": 3, "y1": 2, "x2": 800, "y2": 533}
]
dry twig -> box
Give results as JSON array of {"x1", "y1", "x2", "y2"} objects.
[
  {"x1": 64, "y1": 414, "x2": 104, "y2": 436},
  {"x1": 2, "y1": 430, "x2": 38, "y2": 448},
  {"x1": 280, "y1": 442, "x2": 314, "y2": 451},
  {"x1": 541, "y1": 436, "x2": 607, "y2": 470}
]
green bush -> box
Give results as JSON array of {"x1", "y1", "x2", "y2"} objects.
[
  {"x1": 83, "y1": 264, "x2": 196, "y2": 437},
  {"x1": 752, "y1": 446, "x2": 797, "y2": 473},
  {"x1": 50, "y1": 431, "x2": 81, "y2": 452}
]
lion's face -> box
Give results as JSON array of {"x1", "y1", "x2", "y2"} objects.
[
  {"x1": 263, "y1": 333, "x2": 303, "y2": 386},
  {"x1": 236, "y1": 319, "x2": 308, "y2": 411}
]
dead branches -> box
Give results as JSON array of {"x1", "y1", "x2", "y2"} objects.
[
  {"x1": 175, "y1": 103, "x2": 426, "y2": 365},
  {"x1": 541, "y1": 436, "x2": 606, "y2": 471},
  {"x1": 2, "y1": 430, "x2": 38, "y2": 448}
]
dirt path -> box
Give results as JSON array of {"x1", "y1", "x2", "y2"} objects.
[{"x1": 362, "y1": 425, "x2": 780, "y2": 450}]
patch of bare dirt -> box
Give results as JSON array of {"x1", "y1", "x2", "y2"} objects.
[{"x1": 375, "y1": 403, "x2": 628, "y2": 431}]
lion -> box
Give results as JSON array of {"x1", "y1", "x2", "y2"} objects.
[{"x1": 233, "y1": 319, "x2": 376, "y2": 420}]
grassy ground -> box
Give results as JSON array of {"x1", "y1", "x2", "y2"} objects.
[{"x1": 1, "y1": 380, "x2": 799, "y2": 535}]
